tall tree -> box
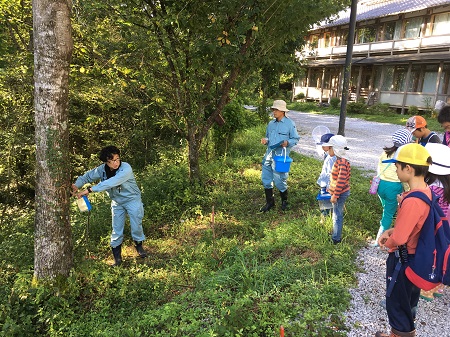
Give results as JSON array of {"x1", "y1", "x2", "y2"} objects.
[
  {"x1": 33, "y1": 0, "x2": 73, "y2": 280},
  {"x1": 74, "y1": 0, "x2": 349, "y2": 181}
]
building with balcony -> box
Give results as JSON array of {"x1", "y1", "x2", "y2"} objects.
[{"x1": 294, "y1": 0, "x2": 450, "y2": 112}]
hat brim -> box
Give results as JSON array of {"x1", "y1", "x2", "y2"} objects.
[{"x1": 429, "y1": 161, "x2": 450, "y2": 175}]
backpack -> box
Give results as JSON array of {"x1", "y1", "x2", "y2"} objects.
[{"x1": 402, "y1": 191, "x2": 450, "y2": 291}]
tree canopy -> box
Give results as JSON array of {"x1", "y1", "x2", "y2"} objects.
[{"x1": 71, "y1": 0, "x2": 350, "y2": 180}]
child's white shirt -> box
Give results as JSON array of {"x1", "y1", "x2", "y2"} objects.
[{"x1": 317, "y1": 154, "x2": 337, "y2": 188}]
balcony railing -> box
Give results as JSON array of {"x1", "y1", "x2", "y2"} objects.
[{"x1": 303, "y1": 35, "x2": 450, "y2": 59}]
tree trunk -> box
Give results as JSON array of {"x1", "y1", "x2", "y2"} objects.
[
  {"x1": 33, "y1": 0, "x2": 73, "y2": 280},
  {"x1": 187, "y1": 125, "x2": 201, "y2": 182}
]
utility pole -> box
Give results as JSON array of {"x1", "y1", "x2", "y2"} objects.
[{"x1": 338, "y1": 0, "x2": 358, "y2": 136}]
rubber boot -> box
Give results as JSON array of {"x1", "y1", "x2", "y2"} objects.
[
  {"x1": 260, "y1": 188, "x2": 275, "y2": 212},
  {"x1": 134, "y1": 240, "x2": 147, "y2": 258},
  {"x1": 280, "y1": 190, "x2": 288, "y2": 211},
  {"x1": 111, "y1": 244, "x2": 122, "y2": 267}
]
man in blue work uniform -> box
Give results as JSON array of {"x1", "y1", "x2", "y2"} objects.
[
  {"x1": 72, "y1": 146, "x2": 147, "y2": 266},
  {"x1": 260, "y1": 100, "x2": 300, "y2": 212}
]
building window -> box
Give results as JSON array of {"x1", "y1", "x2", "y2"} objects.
[
  {"x1": 404, "y1": 17, "x2": 423, "y2": 39},
  {"x1": 438, "y1": 64, "x2": 450, "y2": 95},
  {"x1": 382, "y1": 66, "x2": 394, "y2": 91},
  {"x1": 374, "y1": 65, "x2": 383, "y2": 90},
  {"x1": 309, "y1": 34, "x2": 319, "y2": 49},
  {"x1": 355, "y1": 26, "x2": 376, "y2": 44},
  {"x1": 380, "y1": 21, "x2": 397, "y2": 41},
  {"x1": 323, "y1": 32, "x2": 332, "y2": 47},
  {"x1": 336, "y1": 29, "x2": 348, "y2": 46},
  {"x1": 393, "y1": 20, "x2": 403, "y2": 39},
  {"x1": 432, "y1": 13, "x2": 450, "y2": 36},
  {"x1": 393, "y1": 65, "x2": 408, "y2": 91},
  {"x1": 422, "y1": 65, "x2": 438, "y2": 93},
  {"x1": 309, "y1": 69, "x2": 322, "y2": 88},
  {"x1": 408, "y1": 65, "x2": 438, "y2": 93}
]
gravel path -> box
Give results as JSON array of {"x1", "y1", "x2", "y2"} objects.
[{"x1": 286, "y1": 111, "x2": 450, "y2": 337}]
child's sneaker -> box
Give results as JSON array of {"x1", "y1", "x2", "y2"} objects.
[{"x1": 420, "y1": 289, "x2": 434, "y2": 301}]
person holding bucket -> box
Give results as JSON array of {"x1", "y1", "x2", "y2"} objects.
[
  {"x1": 327, "y1": 135, "x2": 350, "y2": 244},
  {"x1": 72, "y1": 146, "x2": 147, "y2": 266},
  {"x1": 260, "y1": 100, "x2": 300, "y2": 212}
]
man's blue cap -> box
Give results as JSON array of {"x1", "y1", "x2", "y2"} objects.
[{"x1": 317, "y1": 133, "x2": 334, "y2": 145}]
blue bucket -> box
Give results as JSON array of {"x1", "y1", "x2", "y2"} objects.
[
  {"x1": 316, "y1": 190, "x2": 332, "y2": 211},
  {"x1": 273, "y1": 149, "x2": 293, "y2": 173}
]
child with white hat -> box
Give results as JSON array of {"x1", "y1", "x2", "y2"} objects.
[
  {"x1": 327, "y1": 135, "x2": 350, "y2": 244},
  {"x1": 419, "y1": 143, "x2": 450, "y2": 300}
]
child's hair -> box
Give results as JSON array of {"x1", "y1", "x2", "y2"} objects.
[
  {"x1": 438, "y1": 105, "x2": 450, "y2": 124},
  {"x1": 397, "y1": 157, "x2": 432, "y2": 177},
  {"x1": 426, "y1": 173, "x2": 450, "y2": 204},
  {"x1": 99, "y1": 146, "x2": 120, "y2": 162},
  {"x1": 383, "y1": 145, "x2": 397, "y2": 157}
]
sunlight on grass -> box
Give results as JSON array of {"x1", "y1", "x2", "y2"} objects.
[
  {"x1": 2, "y1": 120, "x2": 382, "y2": 337},
  {"x1": 242, "y1": 167, "x2": 261, "y2": 179}
]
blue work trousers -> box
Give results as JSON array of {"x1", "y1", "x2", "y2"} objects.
[
  {"x1": 261, "y1": 158, "x2": 288, "y2": 192},
  {"x1": 110, "y1": 199, "x2": 145, "y2": 248}
]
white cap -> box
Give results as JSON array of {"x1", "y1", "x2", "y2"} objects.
[{"x1": 328, "y1": 135, "x2": 349, "y2": 159}]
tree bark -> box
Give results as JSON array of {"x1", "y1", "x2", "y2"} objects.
[{"x1": 33, "y1": 0, "x2": 73, "y2": 280}]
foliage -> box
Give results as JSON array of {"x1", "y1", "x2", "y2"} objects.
[
  {"x1": 211, "y1": 100, "x2": 260, "y2": 156},
  {"x1": 366, "y1": 103, "x2": 394, "y2": 115},
  {"x1": 69, "y1": 0, "x2": 350, "y2": 180},
  {"x1": 330, "y1": 97, "x2": 340, "y2": 109},
  {"x1": 0, "y1": 0, "x2": 35, "y2": 207},
  {"x1": 408, "y1": 105, "x2": 419, "y2": 115},
  {"x1": 295, "y1": 92, "x2": 305, "y2": 100},
  {"x1": 0, "y1": 121, "x2": 382, "y2": 336},
  {"x1": 346, "y1": 102, "x2": 367, "y2": 115}
]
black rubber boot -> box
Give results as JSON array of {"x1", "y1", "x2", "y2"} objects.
[
  {"x1": 111, "y1": 244, "x2": 122, "y2": 267},
  {"x1": 134, "y1": 241, "x2": 147, "y2": 258},
  {"x1": 260, "y1": 188, "x2": 275, "y2": 212},
  {"x1": 280, "y1": 190, "x2": 288, "y2": 210}
]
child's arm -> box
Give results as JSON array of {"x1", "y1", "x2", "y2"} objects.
[{"x1": 378, "y1": 228, "x2": 394, "y2": 248}]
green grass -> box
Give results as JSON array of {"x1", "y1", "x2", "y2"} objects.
[{"x1": 0, "y1": 122, "x2": 383, "y2": 337}]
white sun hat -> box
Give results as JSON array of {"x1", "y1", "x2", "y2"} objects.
[
  {"x1": 270, "y1": 100, "x2": 289, "y2": 112},
  {"x1": 425, "y1": 143, "x2": 450, "y2": 175},
  {"x1": 328, "y1": 135, "x2": 349, "y2": 159}
]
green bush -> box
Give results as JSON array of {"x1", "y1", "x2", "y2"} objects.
[
  {"x1": 295, "y1": 92, "x2": 305, "y2": 100},
  {"x1": 408, "y1": 105, "x2": 419, "y2": 115},
  {"x1": 366, "y1": 103, "x2": 394, "y2": 115},
  {"x1": 346, "y1": 101, "x2": 367, "y2": 114},
  {"x1": 212, "y1": 100, "x2": 259, "y2": 157},
  {"x1": 330, "y1": 97, "x2": 340, "y2": 109}
]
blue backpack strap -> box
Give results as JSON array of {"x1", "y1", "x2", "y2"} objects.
[
  {"x1": 386, "y1": 257, "x2": 403, "y2": 297},
  {"x1": 386, "y1": 190, "x2": 434, "y2": 297}
]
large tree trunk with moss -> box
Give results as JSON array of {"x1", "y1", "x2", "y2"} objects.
[{"x1": 33, "y1": 0, "x2": 73, "y2": 280}]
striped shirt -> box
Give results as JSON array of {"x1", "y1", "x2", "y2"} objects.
[{"x1": 329, "y1": 157, "x2": 351, "y2": 198}]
